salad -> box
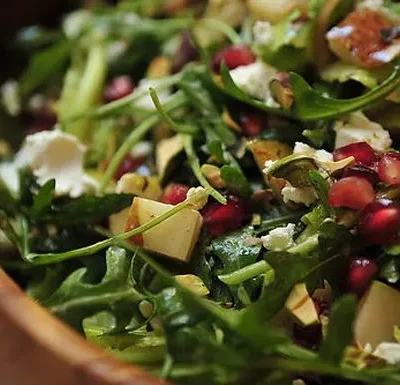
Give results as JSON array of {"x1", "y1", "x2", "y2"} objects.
[{"x1": 2, "y1": 0, "x2": 400, "y2": 383}]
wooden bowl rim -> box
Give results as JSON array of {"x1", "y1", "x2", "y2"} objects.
[{"x1": 0, "y1": 267, "x2": 168, "y2": 385}]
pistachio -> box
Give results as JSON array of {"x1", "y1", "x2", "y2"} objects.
[
  {"x1": 201, "y1": 164, "x2": 226, "y2": 189},
  {"x1": 270, "y1": 72, "x2": 294, "y2": 109}
]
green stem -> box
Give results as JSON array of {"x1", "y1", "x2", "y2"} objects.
[
  {"x1": 200, "y1": 18, "x2": 242, "y2": 45},
  {"x1": 256, "y1": 212, "x2": 306, "y2": 234},
  {"x1": 287, "y1": 234, "x2": 319, "y2": 255},
  {"x1": 182, "y1": 134, "x2": 227, "y2": 204},
  {"x1": 218, "y1": 261, "x2": 273, "y2": 286},
  {"x1": 99, "y1": 91, "x2": 187, "y2": 192},
  {"x1": 24, "y1": 188, "x2": 208, "y2": 265}
]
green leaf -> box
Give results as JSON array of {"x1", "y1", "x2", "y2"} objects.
[
  {"x1": 220, "y1": 165, "x2": 251, "y2": 198},
  {"x1": 20, "y1": 39, "x2": 73, "y2": 96},
  {"x1": 319, "y1": 295, "x2": 357, "y2": 365},
  {"x1": 290, "y1": 65, "x2": 400, "y2": 120},
  {"x1": 0, "y1": 178, "x2": 18, "y2": 214},
  {"x1": 39, "y1": 193, "x2": 133, "y2": 225},
  {"x1": 308, "y1": 170, "x2": 335, "y2": 217},
  {"x1": 30, "y1": 179, "x2": 55, "y2": 218},
  {"x1": 45, "y1": 247, "x2": 144, "y2": 332}
]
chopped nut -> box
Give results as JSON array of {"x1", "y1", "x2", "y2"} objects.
[
  {"x1": 270, "y1": 72, "x2": 294, "y2": 109},
  {"x1": 222, "y1": 109, "x2": 242, "y2": 133},
  {"x1": 201, "y1": 164, "x2": 226, "y2": 189},
  {"x1": 147, "y1": 56, "x2": 172, "y2": 79}
]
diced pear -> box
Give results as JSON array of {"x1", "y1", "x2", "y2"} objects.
[
  {"x1": 156, "y1": 135, "x2": 183, "y2": 182},
  {"x1": 126, "y1": 197, "x2": 203, "y2": 262},
  {"x1": 174, "y1": 274, "x2": 210, "y2": 296},
  {"x1": 354, "y1": 281, "x2": 400, "y2": 349},
  {"x1": 285, "y1": 283, "x2": 320, "y2": 327},
  {"x1": 109, "y1": 174, "x2": 162, "y2": 235}
]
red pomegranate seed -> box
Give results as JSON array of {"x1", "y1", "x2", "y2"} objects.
[
  {"x1": 358, "y1": 199, "x2": 400, "y2": 245},
  {"x1": 26, "y1": 121, "x2": 53, "y2": 135},
  {"x1": 104, "y1": 76, "x2": 134, "y2": 103},
  {"x1": 212, "y1": 45, "x2": 256, "y2": 73},
  {"x1": 378, "y1": 152, "x2": 400, "y2": 185},
  {"x1": 160, "y1": 184, "x2": 190, "y2": 205},
  {"x1": 333, "y1": 142, "x2": 378, "y2": 167},
  {"x1": 342, "y1": 164, "x2": 379, "y2": 184},
  {"x1": 114, "y1": 154, "x2": 144, "y2": 181},
  {"x1": 328, "y1": 176, "x2": 375, "y2": 210},
  {"x1": 347, "y1": 257, "x2": 378, "y2": 294},
  {"x1": 239, "y1": 111, "x2": 263, "y2": 137},
  {"x1": 202, "y1": 195, "x2": 252, "y2": 236}
]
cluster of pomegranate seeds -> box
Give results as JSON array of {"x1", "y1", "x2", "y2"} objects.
[
  {"x1": 341, "y1": 164, "x2": 378, "y2": 185},
  {"x1": 333, "y1": 142, "x2": 378, "y2": 167},
  {"x1": 160, "y1": 184, "x2": 190, "y2": 205},
  {"x1": 212, "y1": 45, "x2": 256, "y2": 73},
  {"x1": 347, "y1": 257, "x2": 378, "y2": 295},
  {"x1": 239, "y1": 111, "x2": 263, "y2": 137},
  {"x1": 103, "y1": 76, "x2": 134, "y2": 103},
  {"x1": 202, "y1": 195, "x2": 252, "y2": 236},
  {"x1": 358, "y1": 199, "x2": 400, "y2": 245},
  {"x1": 328, "y1": 176, "x2": 375, "y2": 210},
  {"x1": 113, "y1": 154, "x2": 144, "y2": 181}
]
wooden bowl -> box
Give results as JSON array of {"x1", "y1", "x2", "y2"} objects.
[{"x1": 0, "y1": 267, "x2": 168, "y2": 385}]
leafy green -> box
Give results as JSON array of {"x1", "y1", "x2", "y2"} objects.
[
  {"x1": 220, "y1": 64, "x2": 400, "y2": 120},
  {"x1": 0, "y1": 178, "x2": 18, "y2": 214},
  {"x1": 38, "y1": 194, "x2": 133, "y2": 224},
  {"x1": 308, "y1": 170, "x2": 335, "y2": 217},
  {"x1": 19, "y1": 39, "x2": 73, "y2": 97},
  {"x1": 45, "y1": 247, "x2": 144, "y2": 332},
  {"x1": 220, "y1": 165, "x2": 251, "y2": 199},
  {"x1": 319, "y1": 295, "x2": 357, "y2": 365},
  {"x1": 30, "y1": 179, "x2": 55, "y2": 218}
]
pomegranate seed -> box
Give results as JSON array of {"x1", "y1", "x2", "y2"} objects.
[
  {"x1": 333, "y1": 142, "x2": 378, "y2": 167},
  {"x1": 114, "y1": 154, "x2": 144, "y2": 181},
  {"x1": 26, "y1": 121, "x2": 53, "y2": 135},
  {"x1": 347, "y1": 257, "x2": 378, "y2": 294},
  {"x1": 378, "y1": 152, "x2": 400, "y2": 185},
  {"x1": 202, "y1": 195, "x2": 252, "y2": 236},
  {"x1": 160, "y1": 184, "x2": 190, "y2": 205},
  {"x1": 342, "y1": 164, "x2": 379, "y2": 184},
  {"x1": 172, "y1": 31, "x2": 199, "y2": 73},
  {"x1": 239, "y1": 111, "x2": 263, "y2": 137},
  {"x1": 212, "y1": 45, "x2": 256, "y2": 73},
  {"x1": 358, "y1": 199, "x2": 400, "y2": 245},
  {"x1": 328, "y1": 176, "x2": 375, "y2": 210},
  {"x1": 104, "y1": 76, "x2": 134, "y2": 103}
]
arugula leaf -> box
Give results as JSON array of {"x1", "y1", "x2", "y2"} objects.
[
  {"x1": 308, "y1": 170, "x2": 335, "y2": 217},
  {"x1": 220, "y1": 64, "x2": 400, "y2": 120},
  {"x1": 19, "y1": 39, "x2": 73, "y2": 97},
  {"x1": 319, "y1": 295, "x2": 357, "y2": 365},
  {"x1": 0, "y1": 178, "x2": 18, "y2": 214},
  {"x1": 45, "y1": 247, "x2": 144, "y2": 332},
  {"x1": 30, "y1": 179, "x2": 55, "y2": 218},
  {"x1": 39, "y1": 193, "x2": 133, "y2": 224},
  {"x1": 220, "y1": 165, "x2": 251, "y2": 199},
  {"x1": 290, "y1": 65, "x2": 400, "y2": 120}
]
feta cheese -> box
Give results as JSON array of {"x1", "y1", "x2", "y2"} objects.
[
  {"x1": 373, "y1": 343, "x2": 400, "y2": 364},
  {"x1": 0, "y1": 162, "x2": 20, "y2": 194},
  {"x1": 186, "y1": 186, "x2": 208, "y2": 210},
  {"x1": 293, "y1": 142, "x2": 333, "y2": 162},
  {"x1": 15, "y1": 130, "x2": 98, "y2": 197},
  {"x1": 334, "y1": 112, "x2": 392, "y2": 151},
  {"x1": 62, "y1": 10, "x2": 93, "y2": 39},
  {"x1": 356, "y1": 0, "x2": 384, "y2": 11},
  {"x1": 253, "y1": 20, "x2": 273, "y2": 45},
  {"x1": 263, "y1": 159, "x2": 277, "y2": 174},
  {"x1": 262, "y1": 223, "x2": 296, "y2": 251},
  {"x1": 229, "y1": 62, "x2": 279, "y2": 107},
  {"x1": 1, "y1": 80, "x2": 21, "y2": 116},
  {"x1": 130, "y1": 141, "x2": 152, "y2": 159},
  {"x1": 281, "y1": 183, "x2": 317, "y2": 207},
  {"x1": 133, "y1": 78, "x2": 171, "y2": 110}
]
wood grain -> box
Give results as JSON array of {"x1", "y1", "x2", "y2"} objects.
[{"x1": 0, "y1": 268, "x2": 168, "y2": 385}]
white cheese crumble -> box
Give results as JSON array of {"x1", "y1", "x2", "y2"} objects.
[
  {"x1": 186, "y1": 186, "x2": 208, "y2": 210},
  {"x1": 373, "y1": 343, "x2": 400, "y2": 365},
  {"x1": 281, "y1": 183, "x2": 317, "y2": 207},
  {"x1": 1, "y1": 80, "x2": 21, "y2": 116},
  {"x1": 261, "y1": 223, "x2": 296, "y2": 251},
  {"x1": 229, "y1": 62, "x2": 280, "y2": 107},
  {"x1": 130, "y1": 141, "x2": 152, "y2": 159},
  {"x1": 14, "y1": 130, "x2": 98, "y2": 197},
  {"x1": 334, "y1": 112, "x2": 392, "y2": 151},
  {"x1": 133, "y1": 78, "x2": 171, "y2": 111},
  {"x1": 293, "y1": 142, "x2": 333, "y2": 162},
  {"x1": 62, "y1": 10, "x2": 93, "y2": 39},
  {"x1": 263, "y1": 159, "x2": 277, "y2": 174},
  {"x1": 356, "y1": 0, "x2": 384, "y2": 10},
  {"x1": 253, "y1": 20, "x2": 273, "y2": 45}
]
